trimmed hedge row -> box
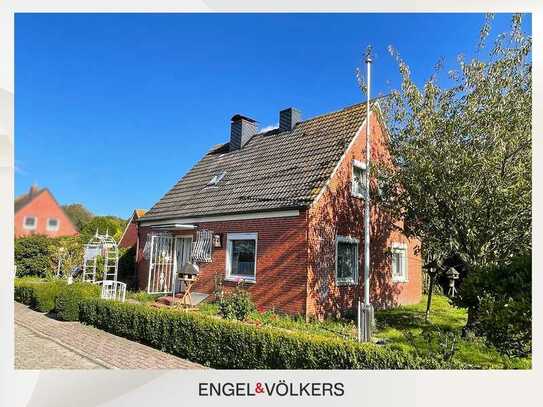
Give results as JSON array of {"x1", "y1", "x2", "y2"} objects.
[
  {"x1": 79, "y1": 298, "x2": 468, "y2": 369},
  {"x1": 55, "y1": 282, "x2": 101, "y2": 321},
  {"x1": 14, "y1": 277, "x2": 66, "y2": 312},
  {"x1": 14, "y1": 278, "x2": 99, "y2": 319}
]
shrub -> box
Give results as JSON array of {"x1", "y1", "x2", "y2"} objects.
[
  {"x1": 14, "y1": 277, "x2": 66, "y2": 312},
  {"x1": 55, "y1": 282, "x2": 101, "y2": 321},
  {"x1": 218, "y1": 288, "x2": 255, "y2": 321},
  {"x1": 118, "y1": 246, "x2": 137, "y2": 290},
  {"x1": 15, "y1": 235, "x2": 55, "y2": 277},
  {"x1": 453, "y1": 256, "x2": 531, "y2": 357},
  {"x1": 79, "y1": 298, "x2": 469, "y2": 369}
]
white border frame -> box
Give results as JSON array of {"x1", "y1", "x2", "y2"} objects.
[
  {"x1": 45, "y1": 217, "x2": 59, "y2": 232},
  {"x1": 22, "y1": 215, "x2": 36, "y2": 230},
  {"x1": 390, "y1": 242, "x2": 408, "y2": 283},
  {"x1": 335, "y1": 235, "x2": 359, "y2": 285},
  {"x1": 225, "y1": 232, "x2": 258, "y2": 283}
]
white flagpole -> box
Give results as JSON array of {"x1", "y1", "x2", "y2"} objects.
[
  {"x1": 357, "y1": 50, "x2": 373, "y2": 342},
  {"x1": 364, "y1": 52, "x2": 372, "y2": 308}
]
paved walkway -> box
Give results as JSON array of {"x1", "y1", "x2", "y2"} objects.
[{"x1": 15, "y1": 302, "x2": 205, "y2": 369}]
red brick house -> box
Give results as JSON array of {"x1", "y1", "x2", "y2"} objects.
[
  {"x1": 119, "y1": 209, "x2": 146, "y2": 248},
  {"x1": 136, "y1": 102, "x2": 422, "y2": 318},
  {"x1": 15, "y1": 185, "x2": 78, "y2": 238}
]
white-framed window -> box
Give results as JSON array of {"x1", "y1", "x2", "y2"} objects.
[
  {"x1": 336, "y1": 235, "x2": 359, "y2": 285},
  {"x1": 352, "y1": 159, "x2": 367, "y2": 199},
  {"x1": 225, "y1": 232, "x2": 257, "y2": 282},
  {"x1": 391, "y1": 243, "x2": 408, "y2": 282},
  {"x1": 46, "y1": 218, "x2": 60, "y2": 231},
  {"x1": 23, "y1": 216, "x2": 37, "y2": 230}
]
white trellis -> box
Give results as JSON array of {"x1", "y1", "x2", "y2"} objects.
[{"x1": 82, "y1": 230, "x2": 125, "y2": 302}]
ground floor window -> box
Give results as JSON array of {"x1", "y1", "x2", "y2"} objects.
[
  {"x1": 391, "y1": 243, "x2": 408, "y2": 282},
  {"x1": 336, "y1": 236, "x2": 359, "y2": 285},
  {"x1": 226, "y1": 232, "x2": 257, "y2": 281}
]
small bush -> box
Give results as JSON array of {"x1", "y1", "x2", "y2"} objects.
[
  {"x1": 79, "y1": 298, "x2": 469, "y2": 369},
  {"x1": 55, "y1": 282, "x2": 101, "y2": 321},
  {"x1": 453, "y1": 256, "x2": 531, "y2": 357},
  {"x1": 218, "y1": 288, "x2": 255, "y2": 321},
  {"x1": 14, "y1": 277, "x2": 66, "y2": 312}
]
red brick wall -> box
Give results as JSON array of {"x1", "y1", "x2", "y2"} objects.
[
  {"x1": 136, "y1": 213, "x2": 309, "y2": 315},
  {"x1": 119, "y1": 220, "x2": 138, "y2": 248},
  {"x1": 14, "y1": 190, "x2": 78, "y2": 238},
  {"x1": 307, "y1": 112, "x2": 422, "y2": 318}
]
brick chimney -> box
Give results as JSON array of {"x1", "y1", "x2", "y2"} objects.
[
  {"x1": 29, "y1": 183, "x2": 39, "y2": 198},
  {"x1": 230, "y1": 114, "x2": 257, "y2": 151},
  {"x1": 279, "y1": 107, "x2": 301, "y2": 132}
]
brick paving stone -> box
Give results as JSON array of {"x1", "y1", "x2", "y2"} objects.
[
  {"x1": 14, "y1": 302, "x2": 206, "y2": 369},
  {"x1": 15, "y1": 324, "x2": 103, "y2": 369}
]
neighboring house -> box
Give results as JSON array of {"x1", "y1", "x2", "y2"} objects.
[
  {"x1": 136, "y1": 102, "x2": 422, "y2": 318},
  {"x1": 119, "y1": 209, "x2": 146, "y2": 248},
  {"x1": 15, "y1": 185, "x2": 78, "y2": 238}
]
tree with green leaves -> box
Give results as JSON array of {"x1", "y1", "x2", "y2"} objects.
[
  {"x1": 62, "y1": 203, "x2": 94, "y2": 231},
  {"x1": 80, "y1": 216, "x2": 127, "y2": 242},
  {"x1": 373, "y1": 14, "x2": 531, "y2": 320}
]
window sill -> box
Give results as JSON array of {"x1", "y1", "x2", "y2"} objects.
[
  {"x1": 224, "y1": 276, "x2": 256, "y2": 284},
  {"x1": 392, "y1": 278, "x2": 409, "y2": 284},
  {"x1": 336, "y1": 280, "x2": 358, "y2": 286},
  {"x1": 351, "y1": 192, "x2": 366, "y2": 200}
]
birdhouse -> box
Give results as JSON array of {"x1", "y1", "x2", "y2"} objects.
[
  {"x1": 446, "y1": 267, "x2": 460, "y2": 280},
  {"x1": 446, "y1": 267, "x2": 460, "y2": 297}
]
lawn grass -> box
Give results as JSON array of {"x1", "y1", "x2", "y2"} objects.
[
  {"x1": 126, "y1": 291, "x2": 162, "y2": 303},
  {"x1": 374, "y1": 295, "x2": 531, "y2": 369},
  {"x1": 196, "y1": 295, "x2": 531, "y2": 369}
]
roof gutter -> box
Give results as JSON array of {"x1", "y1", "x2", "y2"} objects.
[{"x1": 139, "y1": 208, "x2": 301, "y2": 227}]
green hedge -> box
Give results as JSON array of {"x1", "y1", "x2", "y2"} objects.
[
  {"x1": 79, "y1": 298, "x2": 469, "y2": 369},
  {"x1": 55, "y1": 282, "x2": 101, "y2": 321},
  {"x1": 14, "y1": 277, "x2": 66, "y2": 313}
]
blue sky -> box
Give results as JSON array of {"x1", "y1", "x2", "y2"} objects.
[{"x1": 15, "y1": 13, "x2": 531, "y2": 218}]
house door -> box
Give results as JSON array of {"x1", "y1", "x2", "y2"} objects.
[
  {"x1": 147, "y1": 234, "x2": 176, "y2": 294},
  {"x1": 175, "y1": 236, "x2": 193, "y2": 291}
]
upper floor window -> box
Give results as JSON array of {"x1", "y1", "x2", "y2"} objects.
[
  {"x1": 391, "y1": 243, "x2": 408, "y2": 282},
  {"x1": 225, "y1": 232, "x2": 257, "y2": 282},
  {"x1": 336, "y1": 236, "x2": 359, "y2": 285},
  {"x1": 352, "y1": 160, "x2": 367, "y2": 199},
  {"x1": 47, "y1": 218, "x2": 60, "y2": 231},
  {"x1": 23, "y1": 216, "x2": 37, "y2": 230}
]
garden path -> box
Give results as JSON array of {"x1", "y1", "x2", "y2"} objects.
[{"x1": 14, "y1": 302, "x2": 205, "y2": 369}]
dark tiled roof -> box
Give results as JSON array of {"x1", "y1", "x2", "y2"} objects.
[
  {"x1": 142, "y1": 101, "x2": 370, "y2": 220},
  {"x1": 14, "y1": 186, "x2": 45, "y2": 213}
]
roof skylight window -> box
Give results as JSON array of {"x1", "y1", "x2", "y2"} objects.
[{"x1": 206, "y1": 171, "x2": 226, "y2": 187}]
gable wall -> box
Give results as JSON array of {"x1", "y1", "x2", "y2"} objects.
[
  {"x1": 119, "y1": 217, "x2": 139, "y2": 248},
  {"x1": 306, "y1": 111, "x2": 422, "y2": 318},
  {"x1": 14, "y1": 191, "x2": 78, "y2": 238}
]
